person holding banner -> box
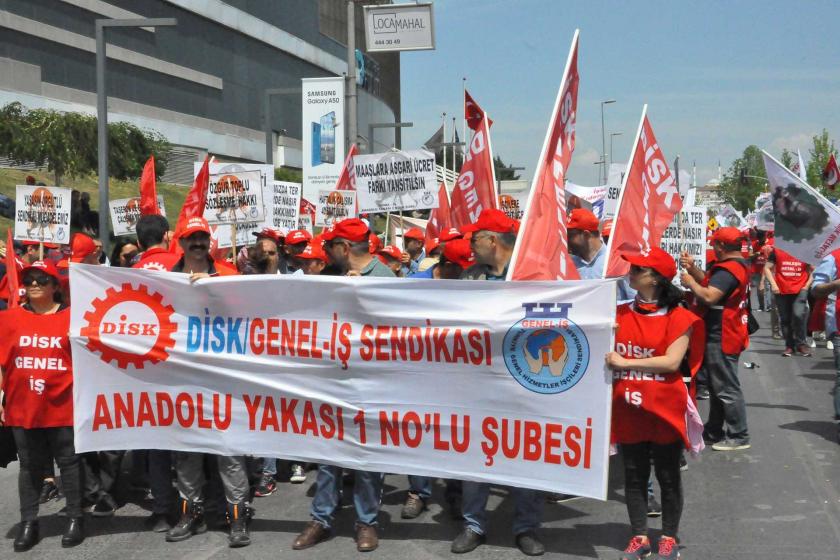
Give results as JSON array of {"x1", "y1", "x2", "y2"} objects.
[
  {"x1": 810, "y1": 248, "x2": 840, "y2": 442},
  {"x1": 292, "y1": 241, "x2": 328, "y2": 275},
  {"x1": 453, "y1": 209, "x2": 545, "y2": 557},
  {"x1": 680, "y1": 227, "x2": 751, "y2": 451},
  {"x1": 293, "y1": 218, "x2": 392, "y2": 553},
  {"x1": 0, "y1": 260, "x2": 85, "y2": 551},
  {"x1": 606, "y1": 248, "x2": 703, "y2": 560},
  {"x1": 378, "y1": 245, "x2": 405, "y2": 277},
  {"x1": 171, "y1": 217, "x2": 237, "y2": 278},
  {"x1": 763, "y1": 248, "x2": 813, "y2": 357}
]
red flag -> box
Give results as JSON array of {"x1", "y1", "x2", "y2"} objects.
[
  {"x1": 336, "y1": 144, "x2": 358, "y2": 191},
  {"x1": 425, "y1": 183, "x2": 452, "y2": 242},
  {"x1": 604, "y1": 109, "x2": 682, "y2": 277},
  {"x1": 139, "y1": 155, "x2": 159, "y2": 215},
  {"x1": 449, "y1": 114, "x2": 498, "y2": 230},
  {"x1": 464, "y1": 90, "x2": 494, "y2": 131},
  {"x1": 823, "y1": 153, "x2": 840, "y2": 190},
  {"x1": 169, "y1": 156, "x2": 210, "y2": 251},
  {"x1": 507, "y1": 31, "x2": 580, "y2": 281},
  {"x1": 3, "y1": 228, "x2": 21, "y2": 308}
]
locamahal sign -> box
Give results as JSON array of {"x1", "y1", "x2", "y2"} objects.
[{"x1": 363, "y1": 3, "x2": 435, "y2": 52}]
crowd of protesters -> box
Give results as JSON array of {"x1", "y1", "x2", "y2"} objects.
[{"x1": 0, "y1": 204, "x2": 837, "y2": 559}]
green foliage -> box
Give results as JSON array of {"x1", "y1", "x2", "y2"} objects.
[
  {"x1": 0, "y1": 102, "x2": 169, "y2": 186},
  {"x1": 274, "y1": 166, "x2": 303, "y2": 183},
  {"x1": 719, "y1": 145, "x2": 767, "y2": 214},
  {"x1": 807, "y1": 129, "x2": 837, "y2": 195}
]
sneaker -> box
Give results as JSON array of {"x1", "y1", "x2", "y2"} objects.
[
  {"x1": 781, "y1": 347, "x2": 793, "y2": 357},
  {"x1": 828, "y1": 340, "x2": 834, "y2": 350},
  {"x1": 679, "y1": 454, "x2": 688, "y2": 472},
  {"x1": 796, "y1": 345, "x2": 812, "y2": 357},
  {"x1": 647, "y1": 496, "x2": 662, "y2": 517},
  {"x1": 620, "y1": 535, "x2": 652, "y2": 559},
  {"x1": 695, "y1": 388, "x2": 710, "y2": 400},
  {"x1": 289, "y1": 464, "x2": 306, "y2": 484},
  {"x1": 808, "y1": 337, "x2": 817, "y2": 348},
  {"x1": 401, "y1": 493, "x2": 427, "y2": 519},
  {"x1": 91, "y1": 494, "x2": 117, "y2": 517},
  {"x1": 39, "y1": 479, "x2": 59, "y2": 504},
  {"x1": 772, "y1": 332, "x2": 783, "y2": 340},
  {"x1": 712, "y1": 439, "x2": 751, "y2": 451},
  {"x1": 546, "y1": 493, "x2": 581, "y2": 503},
  {"x1": 255, "y1": 474, "x2": 277, "y2": 497},
  {"x1": 656, "y1": 536, "x2": 680, "y2": 559}
]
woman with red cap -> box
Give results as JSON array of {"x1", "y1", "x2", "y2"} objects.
[
  {"x1": 605, "y1": 248, "x2": 704, "y2": 560},
  {"x1": 0, "y1": 260, "x2": 84, "y2": 551}
]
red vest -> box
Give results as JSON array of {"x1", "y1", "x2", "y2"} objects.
[
  {"x1": 703, "y1": 259, "x2": 750, "y2": 354},
  {"x1": 0, "y1": 307, "x2": 74, "y2": 428},
  {"x1": 132, "y1": 247, "x2": 180, "y2": 272},
  {"x1": 611, "y1": 304, "x2": 703, "y2": 447},
  {"x1": 772, "y1": 249, "x2": 809, "y2": 294},
  {"x1": 831, "y1": 250, "x2": 840, "y2": 332}
]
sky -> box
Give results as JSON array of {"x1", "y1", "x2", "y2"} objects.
[{"x1": 399, "y1": 0, "x2": 840, "y2": 187}]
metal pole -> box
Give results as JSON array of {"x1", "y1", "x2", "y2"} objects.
[
  {"x1": 346, "y1": 1, "x2": 357, "y2": 154},
  {"x1": 264, "y1": 91, "x2": 273, "y2": 165},
  {"x1": 600, "y1": 102, "x2": 606, "y2": 186},
  {"x1": 95, "y1": 21, "x2": 109, "y2": 252},
  {"x1": 368, "y1": 124, "x2": 374, "y2": 154}
]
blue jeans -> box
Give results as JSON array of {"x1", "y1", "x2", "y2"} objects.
[
  {"x1": 261, "y1": 457, "x2": 277, "y2": 476},
  {"x1": 832, "y1": 334, "x2": 840, "y2": 421},
  {"x1": 310, "y1": 465, "x2": 383, "y2": 528},
  {"x1": 461, "y1": 481, "x2": 543, "y2": 535},
  {"x1": 704, "y1": 342, "x2": 749, "y2": 442},
  {"x1": 408, "y1": 475, "x2": 432, "y2": 499}
]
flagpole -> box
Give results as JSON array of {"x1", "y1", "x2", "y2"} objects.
[
  {"x1": 506, "y1": 29, "x2": 579, "y2": 281},
  {"x1": 602, "y1": 104, "x2": 647, "y2": 279},
  {"x1": 462, "y1": 77, "x2": 468, "y2": 146},
  {"x1": 452, "y1": 116, "x2": 457, "y2": 174},
  {"x1": 484, "y1": 111, "x2": 499, "y2": 208},
  {"x1": 442, "y1": 113, "x2": 447, "y2": 188}
]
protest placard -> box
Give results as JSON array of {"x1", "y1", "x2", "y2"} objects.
[
  {"x1": 316, "y1": 189, "x2": 357, "y2": 227},
  {"x1": 354, "y1": 150, "x2": 437, "y2": 213},
  {"x1": 203, "y1": 170, "x2": 265, "y2": 226},
  {"x1": 261, "y1": 181, "x2": 301, "y2": 232},
  {"x1": 14, "y1": 185, "x2": 72, "y2": 243},
  {"x1": 109, "y1": 196, "x2": 166, "y2": 237},
  {"x1": 71, "y1": 265, "x2": 616, "y2": 498},
  {"x1": 660, "y1": 206, "x2": 707, "y2": 285}
]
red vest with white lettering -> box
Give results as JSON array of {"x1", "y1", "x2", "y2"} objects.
[
  {"x1": 611, "y1": 303, "x2": 702, "y2": 447},
  {"x1": 0, "y1": 307, "x2": 73, "y2": 428},
  {"x1": 772, "y1": 248, "x2": 809, "y2": 294},
  {"x1": 132, "y1": 247, "x2": 180, "y2": 272},
  {"x1": 702, "y1": 259, "x2": 750, "y2": 354}
]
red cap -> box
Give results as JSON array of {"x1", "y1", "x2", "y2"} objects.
[
  {"x1": 22, "y1": 240, "x2": 59, "y2": 249},
  {"x1": 253, "y1": 227, "x2": 284, "y2": 242},
  {"x1": 379, "y1": 245, "x2": 403, "y2": 261},
  {"x1": 368, "y1": 232, "x2": 383, "y2": 254},
  {"x1": 286, "y1": 229, "x2": 312, "y2": 245},
  {"x1": 321, "y1": 218, "x2": 370, "y2": 243},
  {"x1": 403, "y1": 227, "x2": 425, "y2": 241},
  {"x1": 567, "y1": 208, "x2": 599, "y2": 232},
  {"x1": 621, "y1": 247, "x2": 677, "y2": 280},
  {"x1": 711, "y1": 226, "x2": 746, "y2": 245},
  {"x1": 462, "y1": 209, "x2": 518, "y2": 234},
  {"x1": 296, "y1": 241, "x2": 327, "y2": 261},
  {"x1": 439, "y1": 227, "x2": 463, "y2": 242},
  {"x1": 425, "y1": 237, "x2": 440, "y2": 254},
  {"x1": 443, "y1": 238, "x2": 475, "y2": 269},
  {"x1": 69, "y1": 233, "x2": 98, "y2": 263},
  {"x1": 600, "y1": 218, "x2": 613, "y2": 238},
  {"x1": 181, "y1": 217, "x2": 211, "y2": 237},
  {"x1": 20, "y1": 260, "x2": 61, "y2": 282}
]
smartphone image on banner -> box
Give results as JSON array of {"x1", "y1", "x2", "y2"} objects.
[
  {"x1": 319, "y1": 111, "x2": 336, "y2": 164},
  {"x1": 311, "y1": 122, "x2": 322, "y2": 166}
]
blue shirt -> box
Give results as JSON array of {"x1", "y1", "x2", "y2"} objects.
[
  {"x1": 571, "y1": 243, "x2": 636, "y2": 302},
  {"x1": 409, "y1": 266, "x2": 435, "y2": 279},
  {"x1": 811, "y1": 254, "x2": 837, "y2": 336}
]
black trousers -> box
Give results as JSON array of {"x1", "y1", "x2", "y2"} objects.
[
  {"x1": 12, "y1": 427, "x2": 83, "y2": 521},
  {"x1": 620, "y1": 441, "x2": 683, "y2": 538}
]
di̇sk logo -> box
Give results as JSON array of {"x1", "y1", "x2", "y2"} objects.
[
  {"x1": 503, "y1": 302, "x2": 590, "y2": 395},
  {"x1": 81, "y1": 283, "x2": 176, "y2": 368}
]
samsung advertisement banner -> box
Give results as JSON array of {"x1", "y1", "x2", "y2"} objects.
[{"x1": 302, "y1": 77, "x2": 345, "y2": 204}]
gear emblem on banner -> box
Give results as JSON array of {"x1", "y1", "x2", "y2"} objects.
[{"x1": 81, "y1": 283, "x2": 176, "y2": 369}]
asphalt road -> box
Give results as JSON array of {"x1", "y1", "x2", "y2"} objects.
[{"x1": 1, "y1": 311, "x2": 839, "y2": 559}]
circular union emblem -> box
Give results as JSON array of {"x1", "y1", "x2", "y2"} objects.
[{"x1": 503, "y1": 315, "x2": 589, "y2": 395}]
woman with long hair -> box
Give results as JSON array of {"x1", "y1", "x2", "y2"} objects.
[
  {"x1": 606, "y1": 248, "x2": 704, "y2": 560},
  {"x1": 0, "y1": 260, "x2": 84, "y2": 551}
]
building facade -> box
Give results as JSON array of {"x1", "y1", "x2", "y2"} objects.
[{"x1": 0, "y1": 0, "x2": 400, "y2": 183}]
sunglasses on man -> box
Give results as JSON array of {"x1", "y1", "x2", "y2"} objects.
[{"x1": 22, "y1": 273, "x2": 53, "y2": 286}]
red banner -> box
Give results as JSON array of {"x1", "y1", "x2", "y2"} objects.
[
  {"x1": 508, "y1": 31, "x2": 580, "y2": 281},
  {"x1": 426, "y1": 183, "x2": 452, "y2": 242},
  {"x1": 139, "y1": 156, "x2": 159, "y2": 216},
  {"x1": 449, "y1": 115, "x2": 498, "y2": 230},
  {"x1": 3, "y1": 228, "x2": 21, "y2": 308},
  {"x1": 604, "y1": 112, "x2": 682, "y2": 277},
  {"x1": 824, "y1": 153, "x2": 840, "y2": 190},
  {"x1": 169, "y1": 156, "x2": 210, "y2": 251},
  {"x1": 336, "y1": 144, "x2": 358, "y2": 191},
  {"x1": 464, "y1": 90, "x2": 493, "y2": 131}
]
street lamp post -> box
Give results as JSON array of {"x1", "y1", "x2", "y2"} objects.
[
  {"x1": 610, "y1": 132, "x2": 623, "y2": 166},
  {"x1": 368, "y1": 122, "x2": 414, "y2": 152},
  {"x1": 600, "y1": 99, "x2": 616, "y2": 185},
  {"x1": 263, "y1": 87, "x2": 301, "y2": 165},
  {"x1": 96, "y1": 17, "x2": 177, "y2": 253}
]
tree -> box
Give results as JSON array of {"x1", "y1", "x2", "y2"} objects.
[
  {"x1": 719, "y1": 145, "x2": 767, "y2": 214},
  {"x1": 493, "y1": 155, "x2": 521, "y2": 181},
  {"x1": 807, "y1": 129, "x2": 838, "y2": 194},
  {"x1": 274, "y1": 166, "x2": 302, "y2": 183}
]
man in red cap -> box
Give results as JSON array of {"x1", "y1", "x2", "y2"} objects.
[
  {"x1": 378, "y1": 245, "x2": 404, "y2": 277},
  {"x1": 680, "y1": 226, "x2": 751, "y2": 451},
  {"x1": 455, "y1": 209, "x2": 545, "y2": 557},
  {"x1": 567, "y1": 208, "x2": 605, "y2": 279},
  {"x1": 293, "y1": 218, "x2": 390, "y2": 554},
  {"x1": 62, "y1": 233, "x2": 101, "y2": 267},
  {"x1": 171, "y1": 217, "x2": 237, "y2": 279},
  {"x1": 292, "y1": 241, "x2": 328, "y2": 275},
  {"x1": 283, "y1": 229, "x2": 312, "y2": 272},
  {"x1": 400, "y1": 226, "x2": 426, "y2": 274}
]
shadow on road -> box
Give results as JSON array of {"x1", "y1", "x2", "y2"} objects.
[{"x1": 779, "y1": 420, "x2": 839, "y2": 444}]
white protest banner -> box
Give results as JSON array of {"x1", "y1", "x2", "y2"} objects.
[
  {"x1": 14, "y1": 185, "x2": 72, "y2": 243},
  {"x1": 755, "y1": 201, "x2": 775, "y2": 232},
  {"x1": 354, "y1": 150, "x2": 437, "y2": 214},
  {"x1": 499, "y1": 192, "x2": 528, "y2": 220},
  {"x1": 195, "y1": 162, "x2": 274, "y2": 191},
  {"x1": 316, "y1": 190, "x2": 357, "y2": 227},
  {"x1": 70, "y1": 265, "x2": 616, "y2": 498},
  {"x1": 715, "y1": 204, "x2": 746, "y2": 229},
  {"x1": 602, "y1": 163, "x2": 626, "y2": 218},
  {"x1": 762, "y1": 150, "x2": 840, "y2": 265},
  {"x1": 261, "y1": 181, "x2": 302, "y2": 232},
  {"x1": 109, "y1": 196, "x2": 166, "y2": 237},
  {"x1": 204, "y1": 170, "x2": 265, "y2": 226},
  {"x1": 302, "y1": 77, "x2": 345, "y2": 204},
  {"x1": 660, "y1": 206, "x2": 707, "y2": 286},
  {"x1": 566, "y1": 182, "x2": 607, "y2": 219},
  {"x1": 298, "y1": 214, "x2": 313, "y2": 234},
  {"x1": 211, "y1": 221, "x2": 262, "y2": 250}
]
